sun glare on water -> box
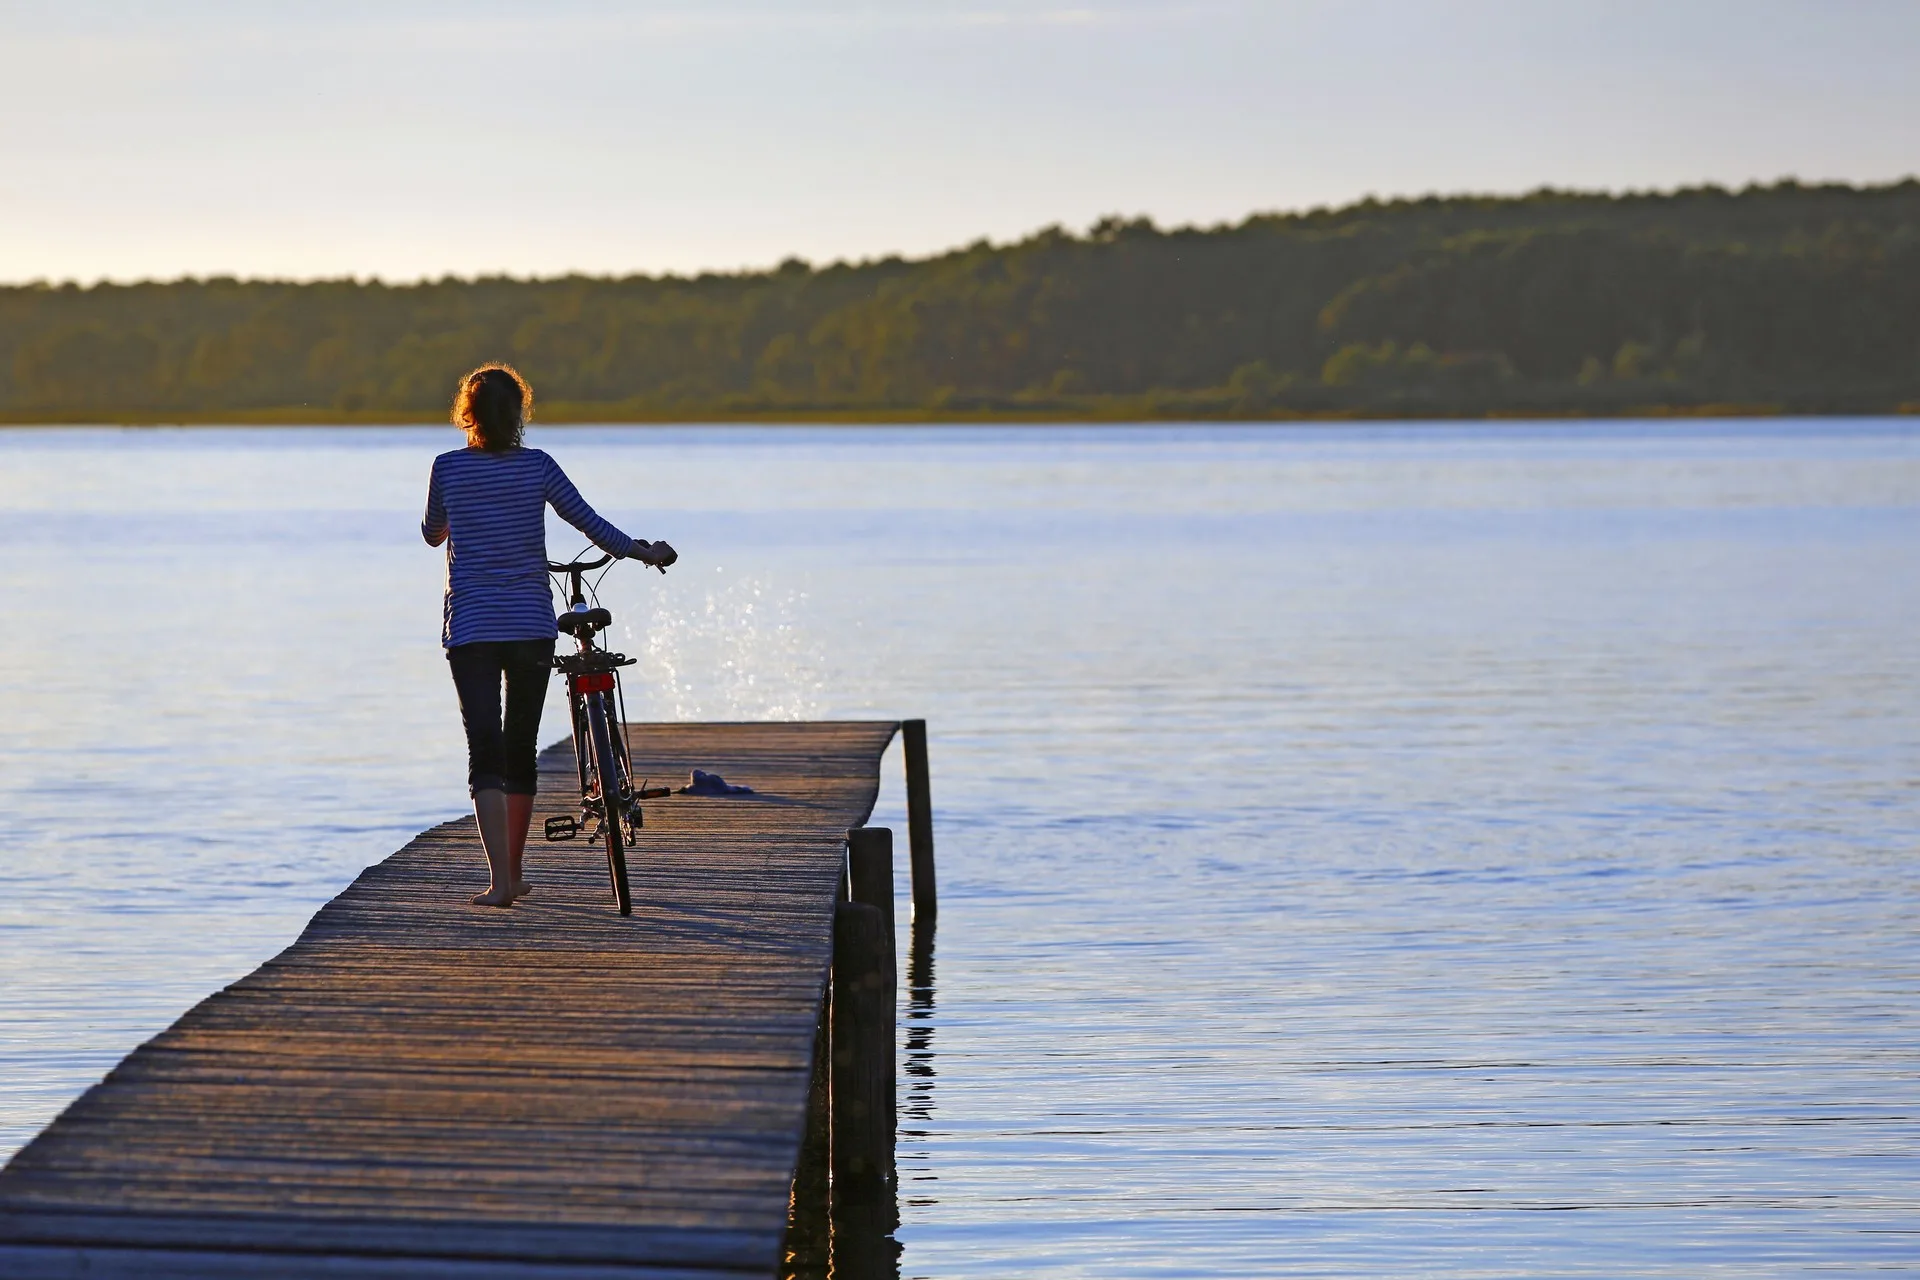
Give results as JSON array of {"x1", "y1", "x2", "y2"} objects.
[{"x1": 618, "y1": 565, "x2": 826, "y2": 722}]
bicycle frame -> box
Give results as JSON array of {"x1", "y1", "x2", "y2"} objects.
[{"x1": 544, "y1": 553, "x2": 670, "y2": 915}]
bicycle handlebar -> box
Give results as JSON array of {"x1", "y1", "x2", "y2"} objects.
[{"x1": 547, "y1": 554, "x2": 614, "y2": 573}]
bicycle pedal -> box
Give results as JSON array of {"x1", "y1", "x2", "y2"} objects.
[{"x1": 543, "y1": 815, "x2": 578, "y2": 842}]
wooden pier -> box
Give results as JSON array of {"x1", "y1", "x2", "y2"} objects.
[{"x1": 0, "y1": 721, "x2": 921, "y2": 1279}]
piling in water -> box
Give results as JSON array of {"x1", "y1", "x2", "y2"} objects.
[
  {"x1": 831, "y1": 896, "x2": 896, "y2": 1209},
  {"x1": 902, "y1": 719, "x2": 937, "y2": 926},
  {"x1": 847, "y1": 826, "x2": 896, "y2": 933}
]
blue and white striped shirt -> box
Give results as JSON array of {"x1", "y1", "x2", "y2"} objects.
[{"x1": 421, "y1": 446, "x2": 637, "y2": 647}]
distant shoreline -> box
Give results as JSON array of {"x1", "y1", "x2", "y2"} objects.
[
  {"x1": 4, "y1": 182, "x2": 1915, "y2": 431},
  {"x1": 0, "y1": 404, "x2": 1914, "y2": 428}
]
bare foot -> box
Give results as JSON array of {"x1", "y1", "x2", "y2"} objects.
[
  {"x1": 511, "y1": 879, "x2": 532, "y2": 901},
  {"x1": 469, "y1": 887, "x2": 515, "y2": 908}
]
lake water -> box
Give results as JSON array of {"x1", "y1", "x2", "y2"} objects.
[{"x1": 1, "y1": 421, "x2": 1916, "y2": 1276}]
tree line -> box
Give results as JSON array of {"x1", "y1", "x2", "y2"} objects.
[{"x1": 3, "y1": 178, "x2": 1917, "y2": 422}]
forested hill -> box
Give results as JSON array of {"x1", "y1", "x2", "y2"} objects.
[{"x1": 4, "y1": 179, "x2": 1918, "y2": 422}]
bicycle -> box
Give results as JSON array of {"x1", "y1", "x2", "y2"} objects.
[{"x1": 541, "y1": 552, "x2": 673, "y2": 916}]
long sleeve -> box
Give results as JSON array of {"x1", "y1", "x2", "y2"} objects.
[
  {"x1": 543, "y1": 454, "x2": 636, "y2": 557},
  {"x1": 421, "y1": 458, "x2": 449, "y2": 546}
]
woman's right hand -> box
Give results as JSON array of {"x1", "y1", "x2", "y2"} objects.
[{"x1": 633, "y1": 539, "x2": 677, "y2": 571}]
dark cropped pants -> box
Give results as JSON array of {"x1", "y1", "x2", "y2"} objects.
[{"x1": 447, "y1": 638, "x2": 555, "y2": 796}]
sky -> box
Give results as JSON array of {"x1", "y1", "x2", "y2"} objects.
[{"x1": 3, "y1": 0, "x2": 1918, "y2": 283}]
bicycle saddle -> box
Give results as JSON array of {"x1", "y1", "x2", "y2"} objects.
[{"x1": 557, "y1": 607, "x2": 613, "y2": 635}]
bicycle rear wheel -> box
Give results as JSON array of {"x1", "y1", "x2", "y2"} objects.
[{"x1": 585, "y1": 690, "x2": 633, "y2": 916}]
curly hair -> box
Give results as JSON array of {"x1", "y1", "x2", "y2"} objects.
[{"x1": 452, "y1": 363, "x2": 532, "y2": 452}]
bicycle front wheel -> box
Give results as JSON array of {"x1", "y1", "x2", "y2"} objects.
[{"x1": 585, "y1": 691, "x2": 633, "y2": 916}]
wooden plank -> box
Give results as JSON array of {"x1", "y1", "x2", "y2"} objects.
[
  {"x1": 0, "y1": 722, "x2": 900, "y2": 1278},
  {"x1": 0, "y1": 1244, "x2": 741, "y2": 1280}
]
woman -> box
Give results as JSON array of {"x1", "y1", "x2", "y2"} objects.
[{"x1": 421, "y1": 364, "x2": 675, "y2": 907}]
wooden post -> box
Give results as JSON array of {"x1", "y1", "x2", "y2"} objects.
[
  {"x1": 901, "y1": 718, "x2": 937, "y2": 927},
  {"x1": 846, "y1": 826, "x2": 895, "y2": 933},
  {"x1": 830, "y1": 899, "x2": 896, "y2": 1213},
  {"x1": 844, "y1": 826, "x2": 897, "y2": 1134},
  {"x1": 834, "y1": 831, "x2": 904, "y2": 1277}
]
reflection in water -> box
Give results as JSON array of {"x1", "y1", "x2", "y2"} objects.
[
  {"x1": 829, "y1": 1192, "x2": 901, "y2": 1280},
  {"x1": 901, "y1": 919, "x2": 937, "y2": 1179}
]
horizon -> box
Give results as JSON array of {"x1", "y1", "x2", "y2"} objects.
[
  {"x1": 6, "y1": 1, "x2": 1918, "y2": 285},
  {"x1": 8, "y1": 175, "x2": 1914, "y2": 290}
]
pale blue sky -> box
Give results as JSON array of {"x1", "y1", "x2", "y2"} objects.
[{"x1": 4, "y1": 0, "x2": 1917, "y2": 282}]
